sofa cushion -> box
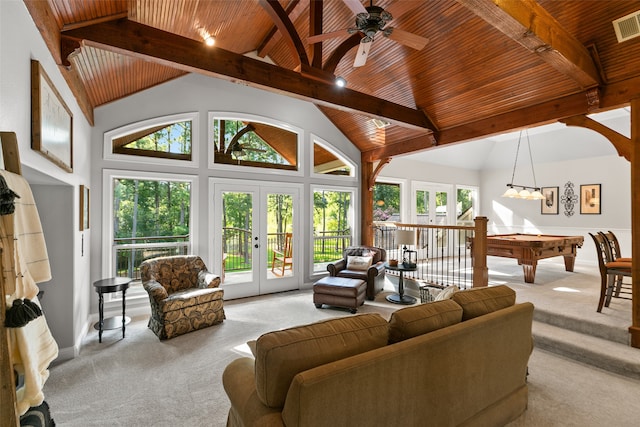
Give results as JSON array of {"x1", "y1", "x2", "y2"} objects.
[
  {"x1": 452, "y1": 285, "x2": 516, "y2": 321},
  {"x1": 254, "y1": 313, "x2": 388, "y2": 408},
  {"x1": 346, "y1": 255, "x2": 372, "y2": 271},
  {"x1": 388, "y1": 299, "x2": 463, "y2": 343}
]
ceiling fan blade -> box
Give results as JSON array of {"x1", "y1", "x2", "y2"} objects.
[
  {"x1": 308, "y1": 29, "x2": 348, "y2": 44},
  {"x1": 353, "y1": 40, "x2": 372, "y2": 67},
  {"x1": 342, "y1": 0, "x2": 367, "y2": 15},
  {"x1": 385, "y1": 2, "x2": 420, "y2": 20},
  {"x1": 386, "y1": 28, "x2": 429, "y2": 50}
]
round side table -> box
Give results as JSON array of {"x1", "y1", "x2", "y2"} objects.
[
  {"x1": 384, "y1": 263, "x2": 417, "y2": 305},
  {"x1": 93, "y1": 277, "x2": 133, "y2": 343}
]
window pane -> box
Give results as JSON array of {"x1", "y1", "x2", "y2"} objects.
[
  {"x1": 212, "y1": 118, "x2": 298, "y2": 170},
  {"x1": 416, "y1": 190, "x2": 429, "y2": 224},
  {"x1": 373, "y1": 183, "x2": 400, "y2": 221},
  {"x1": 113, "y1": 178, "x2": 191, "y2": 280},
  {"x1": 313, "y1": 190, "x2": 353, "y2": 272},
  {"x1": 313, "y1": 143, "x2": 352, "y2": 176},
  {"x1": 457, "y1": 188, "x2": 475, "y2": 225},
  {"x1": 113, "y1": 121, "x2": 192, "y2": 160}
]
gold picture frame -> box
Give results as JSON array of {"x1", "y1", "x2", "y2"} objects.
[
  {"x1": 31, "y1": 59, "x2": 73, "y2": 172},
  {"x1": 580, "y1": 184, "x2": 601, "y2": 214},
  {"x1": 80, "y1": 185, "x2": 90, "y2": 231}
]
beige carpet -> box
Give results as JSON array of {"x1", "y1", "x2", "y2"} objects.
[{"x1": 42, "y1": 263, "x2": 640, "y2": 426}]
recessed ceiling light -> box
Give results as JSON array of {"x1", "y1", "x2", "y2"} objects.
[
  {"x1": 205, "y1": 36, "x2": 215, "y2": 47},
  {"x1": 335, "y1": 76, "x2": 346, "y2": 87}
]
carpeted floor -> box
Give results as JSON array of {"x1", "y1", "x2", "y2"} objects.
[{"x1": 42, "y1": 259, "x2": 640, "y2": 426}]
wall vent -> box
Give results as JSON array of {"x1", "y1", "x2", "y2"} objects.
[
  {"x1": 370, "y1": 118, "x2": 391, "y2": 129},
  {"x1": 613, "y1": 10, "x2": 640, "y2": 42}
]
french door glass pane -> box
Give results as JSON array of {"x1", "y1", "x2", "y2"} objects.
[{"x1": 222, "y1": 191, "x2": 253, "y2": 283}]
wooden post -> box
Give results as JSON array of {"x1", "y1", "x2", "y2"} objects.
[
  {"x1": 361, "y1": 158, "x2": 374, "y2": 246},
  {"x1": 629, "y1": 98, "x2": 640, "y2": 348},
  {"x1": 472, "y1": 216, "x2": 489, "y2": 288}
]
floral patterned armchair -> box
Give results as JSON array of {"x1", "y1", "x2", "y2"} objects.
[{"x1": 140, "y1": 255, "x2": 225, "y2": 340}]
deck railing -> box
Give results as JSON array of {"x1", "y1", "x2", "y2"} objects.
[{"x1": 111, "y1": 217, "x2": 489, "y2": 289}]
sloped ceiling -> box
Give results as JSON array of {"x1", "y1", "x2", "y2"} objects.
[{"x1": 24, "y1": 0, "x2": 640, "y2": 162}]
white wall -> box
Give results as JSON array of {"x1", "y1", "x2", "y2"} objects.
[
  {"x1": 482, "y1": 154, "x2": 631, "y2": 264},
  {"x1": 386, "y1": 148, "x2": 631, "y2": 266},
  {"x1": 1, "y1": 1, "x2": 92, "y2": 359},
  {"x1": 91, "y1": 73, "x2": 360, "y2": 312}
]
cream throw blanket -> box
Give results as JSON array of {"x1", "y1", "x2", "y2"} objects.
[{"x1": 0, "y1": 170, "x2": 58, "y2": 415}]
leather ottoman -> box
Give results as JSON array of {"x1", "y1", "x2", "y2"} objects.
[{"x1": 313, "y1": 276, "x2": 367, "y2": 314}]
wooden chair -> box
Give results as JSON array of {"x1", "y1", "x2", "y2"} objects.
[
  {"x1": 272, "y1": 233, "x2": 293, "y2": 276},
  {"x1": 601, "y1": 230, "x2": 632, "y2": 262},
  {"x1": 589, "y1": 232, "x2": 632, "y2": 312}
]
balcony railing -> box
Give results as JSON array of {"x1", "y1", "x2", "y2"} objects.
[
  {"x1": 111, "y1": 217, "x2": 488, "y2": 289},
  {"x1": 113, "y1": 235, "x2": 190, "y2": 280}
]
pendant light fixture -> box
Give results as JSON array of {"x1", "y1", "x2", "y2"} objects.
[{"x1": 502, "y1": 130, "x2": 545, "y2": 200}]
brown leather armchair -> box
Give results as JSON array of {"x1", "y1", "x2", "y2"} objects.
[
  {"x1": 326, "y1": 246, "x2": 387, "y2": 300},
  {"x1": 140, "y1": 255, "x2": 225, "y2": 340}
]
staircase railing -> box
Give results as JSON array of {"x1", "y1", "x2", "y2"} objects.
[{"x1": 373, "y1": 216, "x2": 488, "y2": 290}]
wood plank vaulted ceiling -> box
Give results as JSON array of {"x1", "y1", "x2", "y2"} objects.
[{"x1": 25, "y1": 0, "x2": 640, "y2": 162}]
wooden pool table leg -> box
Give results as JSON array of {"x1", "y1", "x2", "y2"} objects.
[
  {"x1": 521, "y1": 262, "x2": 537, "y2": 283},
  {"x1": 563, "y1": 255, "x2": 576, "y2": 272}
]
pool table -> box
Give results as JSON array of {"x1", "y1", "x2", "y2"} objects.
[{"x1": 473, "y1": 233, "x2": 584, "y2": 283}]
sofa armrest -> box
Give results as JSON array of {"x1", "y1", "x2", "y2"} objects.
[
  {"x1": 143, "y1": 280, "x2": 168, "y2": 302},
  {"x1": 368, "y1": 262, "x2": 385, "y2": 278},
  {"x1": 327, "y1": 259, "x2": 346, "y2": 276},
  {"x1": 198, "y1": 270, "x2": 221, "y2": 288},
  {"x1": 222, "y1": 358, "x2": 284, "y2": 426}
]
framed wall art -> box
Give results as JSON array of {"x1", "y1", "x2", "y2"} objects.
[
  {"x1": 80, "y1": 185, "x2": 89, "y2": 231},
  {"x1": 31, "y1": 59, "x2": 73, "y2": 172},
  {"x1": 580, "y1": 184, "x2": 601, "y2": 214},
  {"x1": 540, "y1": 186, "x2": 559, "y2": 215}
]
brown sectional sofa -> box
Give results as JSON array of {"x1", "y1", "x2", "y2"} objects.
[{"x1": 223, "y1": 285, "x2": 534, "y2": 427}]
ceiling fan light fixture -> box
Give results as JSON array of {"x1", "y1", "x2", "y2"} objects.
[{"x1": 335, "y1": 76, "x2": 347, "y2": 87}]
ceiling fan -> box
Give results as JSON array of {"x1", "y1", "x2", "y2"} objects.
[
  {"x1": 229, "y1": 141, "x2": 267, "y2": 158},
  {"x1": 307, "y1": 0, "x2": 429, "y2": 67}
]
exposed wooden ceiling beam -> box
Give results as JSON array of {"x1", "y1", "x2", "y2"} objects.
[
  {"x1": 458, "y1": 0, "x2": 602, "y2": 90},
  {"x1": 258, "y1": 0, "x2": 309, "y2": 68},
  {"x1": 560, "y1": 115, "x2": 631, "y2": 161},
  {"x1": 362, "y1": 89, "x2": 597, "y2": 162},
  {"x1": 60, "y1": 18, "x2": 434, "y2": 132},
  {"x1": 257, "y1": 0, "x2": 305, "y2": 58}
]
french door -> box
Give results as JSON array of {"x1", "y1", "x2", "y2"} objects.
[
  {"x1": 411, "y1": 183, "x2": 454, "y2": 259},
  {"x1": 211, "y1": 179, "x2": 301, "y2": 299}
]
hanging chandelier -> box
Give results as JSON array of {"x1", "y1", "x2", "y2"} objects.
[{"x1": 501, "y1": 130, "x2": 545, "y2": 200}]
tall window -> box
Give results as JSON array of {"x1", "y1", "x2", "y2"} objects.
[
  {"x1": 373, "y1": 182, "x2": 400, "y2": 222},
  {"x1": 312, "y1": 188, "x2": 354, "y2": 272},
  {"x1": 105, "y1": 171, "x2": 196, "y2": 297}
]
